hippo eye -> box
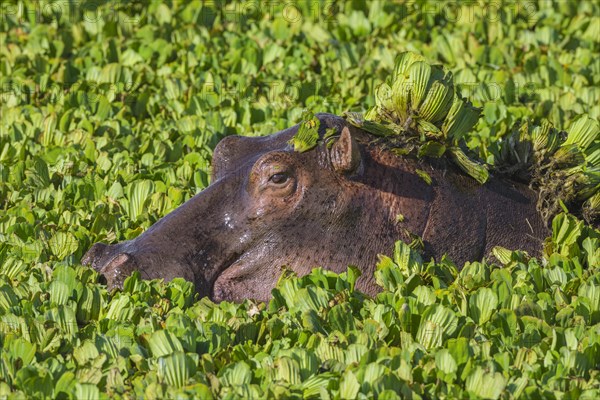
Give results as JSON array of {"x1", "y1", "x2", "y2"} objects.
[{"x1": 269, "y1": 172, "x2": 289, "y2": 185}]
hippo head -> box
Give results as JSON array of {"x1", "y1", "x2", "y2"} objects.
[
  {"x1": 83, "y1": 112, "x2": 551, "y2": 301},
  {"x1": 82, "y1": 114, "x2": 422, "y2": 302}
]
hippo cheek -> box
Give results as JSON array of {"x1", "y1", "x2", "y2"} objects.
[{"x1": 211, "y1": 258, "x2": 283, "y2": 303}]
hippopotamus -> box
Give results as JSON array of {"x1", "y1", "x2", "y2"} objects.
[{"x1": 82, "y1": 113, "x2": 549, "y2": 302}]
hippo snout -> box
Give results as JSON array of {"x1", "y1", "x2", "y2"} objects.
[
  {"x1": 82, "y1": 243, "x2": 141, "y2": 289},
  {"x1": 83, "y1": 239, "x2": 199, "y2": 292}
]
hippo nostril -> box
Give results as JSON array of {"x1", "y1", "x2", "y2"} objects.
[
  {"x1": 101, "y1": 253, "x2": 139, "y2": 290},
  {"x1": 82, "y1": 244, "x2": 140, "y2": 290},
  {"x1": 81, "y1": 242, "x2": 109, "y2": 270}
]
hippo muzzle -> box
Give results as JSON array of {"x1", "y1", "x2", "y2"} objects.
[
  {"x1": 82, "y1": 243, "x2": 139, "y2": 285},
  {"x1": 81, "y1": 166, "x2": 255, "y2": 298},
  {"x1": 82, "y1": 241, "x2": 197, "y2": 291}
]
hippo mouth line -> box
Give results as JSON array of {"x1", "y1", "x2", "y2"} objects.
[{"x1": 207, "y1": 251, "x2": 246, "y2": 293}]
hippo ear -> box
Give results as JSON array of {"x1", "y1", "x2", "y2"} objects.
[{"x1": 330, "y1": 126, "x2": 362, "y2": 175}]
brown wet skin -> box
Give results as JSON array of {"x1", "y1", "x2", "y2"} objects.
[{"x1": 82, "y1": 113, "x2": 550, "y2": 302}]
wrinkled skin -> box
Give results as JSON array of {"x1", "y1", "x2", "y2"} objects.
[{"x1": 82, "y1": 114, "x2": 549, "y2": 302}]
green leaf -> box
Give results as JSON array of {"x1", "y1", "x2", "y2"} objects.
[
  {"x1": 219, "y1": 361, "x2": 252, "y2": 387},
  {"x1": 289, "y1": 115, "x2": 320, "y2": 153},
  {"x1": 435, "y1": 349, "x2": 458, "y2": 375},
  {"x1": 48, "y1": 232, "x2": 79, "y2": 259},
  {"x1": 73, "y1": 341, "x2": 100, "y2": 366},
  {"x1": 418, "y1": 141, "x2": 446, "y2": 158},
  {"x1": 391, "y1": 72, "x2": 412, "y2": 121},
  {"x1": 272, "y1": 357, "x2": 301, "y2": 385},
  {"x1": 415, "y1": 169, "x2": 432, "y2": 185},
  {"x1": 416, "y1": 304, "x2": 459, "y2": 349},
  {"x1": 408, "y1": 61, "x2": 433, "y2": 110},
  {"x1": 465, "y1": 367, "x2": 507, "y2": 400},
  {"x1": 125, "y1": 180, "x2": 155, "y2": 221},
  {"x1": 393, "y1": 240, "x2": 424, "y2": 275},
  {"x1": 375, "y1": 255, "x2": 404, "y2": 291},
  {"x1": 442, "y1": 95, "x2": 481, "y2": 142},
  {"x1": 77, "y1": 286, "x2": 103, "y2": 322},
  {"x1": 419, "y1": 76, "x2": 454, "y2": 123},
  {"x1": 339, "y1": 370, "x2": 360, "y2": 399},
  {"x1": 155, "y1": 3, "x2": 172, "y2": 25},
  {"x1": 448, "y1": 147, "x2": 489, "y2": 184},
  {"x1": 75, "y1": 383, "x2": 101, "y2": 400},
  {"x1": 564, "y1": 114, "x2": 599, "y2": 151},
  {"x1": 551, "y1": 213, "x2": 584, "y2": 248},
  {"x1": 491, "y1": 247, "x2": 513, "y2": 264},
  {"x1": 327, "y1": 304, "x2": 356, "y2": 333},
  {"x1": 149, "y1": 330, "x2": 184, "y2": 358},
  {"x1": 100, "y1": 63, "x2": 122, "y2": 84},
  {"x1": 7, "y1": 338, "x2": 36, "y2": 366},
  {"x1": 157, "y1": 352, "x2": 196, "y2": 388},
  {"x1": 374, "y1": 83, "x2": 394, "y2": 114},
  {"x1": 49, "y1": 281, "x2": 71, "y2": 305},
  {"x1": 293, "y1": 286, "x2": 331, "y2": 313},
  {"x1": 469, "y1": 288, "x2": 499, "y2": 325},
  {"x1": 394, "y1": 51, "x2": 426, "y2": 76},
  {"x1": 0, "y1": 285, "x2": 19, "y2": 310}
]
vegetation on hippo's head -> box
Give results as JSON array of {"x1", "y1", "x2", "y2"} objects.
[
  {"x1": 345, "y1": 51, "x2": 488, "y2": 183},
  {"x1": 291, "y1": 52, "x2": 600, "y2": 223},
  {"x1": 341, "y1": 51, "x2": 599, "y2": 224},
  {"x1": 287, "y1": 113, "x2": 321, "y2": 153},
  {"x1": 288, "y1": 112, "x2": 340, "y2": 153},
  {"x1": 289, "y1": 51, "x2": 490, "y2": 182}
]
